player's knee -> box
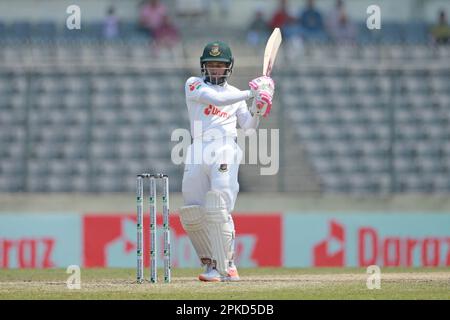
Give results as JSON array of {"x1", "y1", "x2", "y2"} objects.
[
  {"x1": 182, "y1": 190, "x2": 204, "y2": 207},
  {"x1": 205, "y1": 191, "x2": 228, "y2": 217},
  {"x1": 179, "y1": 205, "x2": 206, "y2": 231},
  {"x1": 210, "y1": 177, "x2": 239, "y2": 212}
]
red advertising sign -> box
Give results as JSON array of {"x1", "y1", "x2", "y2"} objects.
[
  {"x1": 1, "y1": 238, "x2": 55, "y2": 268},
  {"x1": 83, "y1": 213, "x2": 282, "y2": 268},
  {"x1": 313, "y1": 220, "x2": 345, "y2": 267}
]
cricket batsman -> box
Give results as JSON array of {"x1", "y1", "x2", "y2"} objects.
[{"x1": 178, "y1": 41, "x2": 275, "y2": 281}]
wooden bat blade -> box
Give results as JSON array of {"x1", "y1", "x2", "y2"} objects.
[{"x1": 263, "y1": 28, "x2": 282, "y2": 76}]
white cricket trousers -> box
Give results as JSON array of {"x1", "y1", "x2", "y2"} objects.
[{"x1": 182, "y1": 138, "x2": 242, "y2": 212}]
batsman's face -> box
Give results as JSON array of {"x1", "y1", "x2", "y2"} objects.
[{"x1": 205, "y1": 61, "x2": 227, "y2": 82}]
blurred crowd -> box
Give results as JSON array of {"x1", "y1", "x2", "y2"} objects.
[
  {"x1": 82, "y1": 0, "x2": 450, "y2": 49},
  {"x1": 100, "y1": 0, "x2": 181, "y2": 56},
  {"x1": 247, "y1": 0, "x2": 450, "y2": 47},
  {"x1": 246, "y1": 0, "x2": 359, "y2": 46}
]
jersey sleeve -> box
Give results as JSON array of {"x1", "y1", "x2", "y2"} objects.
[
  {"x1": 185, "y1": 77, "x2": 252, "y2": 107},
  {"x1": 236, "y1": 101, "x2": 260, "y2": 130}
]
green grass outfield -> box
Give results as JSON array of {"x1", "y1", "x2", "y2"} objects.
[{"x1": 0, "y1": 267, "x2": 448, "y2": 300}]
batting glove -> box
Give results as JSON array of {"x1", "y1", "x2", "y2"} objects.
[
  {"x1": 250, "y1": 91, "x2": 273, "y2": 117},
  {"x1": 249, "y1": 76, "x2": 275, "y2": 97}
]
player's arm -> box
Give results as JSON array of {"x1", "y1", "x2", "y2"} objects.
[
  {"x1": 186, "y1": 77, "x2": 253, "y2": 106},
  {"x1": 237, "y1": 102, "x2": 260, "y2": 131}
]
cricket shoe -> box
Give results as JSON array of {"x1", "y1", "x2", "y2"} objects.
[
  {"x1": 200, "y1": 262, "x2": 214, "y2": 276},
  {"x1": 198, "y1": 266, "x2": 240, "y2": 282}
]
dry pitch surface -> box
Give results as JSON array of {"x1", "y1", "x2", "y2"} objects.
[{"x1": 0, "y1": 268, "x2": 449, "y2": 300}]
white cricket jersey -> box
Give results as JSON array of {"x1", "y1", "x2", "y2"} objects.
[{"x1": 184, "y1": 77, "x2": 259, "y2": 140}]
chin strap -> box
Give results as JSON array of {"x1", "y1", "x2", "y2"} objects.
[{"x1": 201, "y1": 63, "x2": 233, "y2": 86}]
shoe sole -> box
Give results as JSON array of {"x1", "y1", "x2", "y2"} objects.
[
  {"x1": 223, "y1": 277, "x2": 240, "y2": 282},
  {"x1": 198, "y1": 275, "x2": 240, "y2": 282},
  {"x1": 198, "y1": 275, "x2": 221, "y2": 282}
]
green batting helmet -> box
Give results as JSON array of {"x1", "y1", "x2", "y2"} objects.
[{"x1": 200, "y1": 41, "x2": 234, "y2": 85}]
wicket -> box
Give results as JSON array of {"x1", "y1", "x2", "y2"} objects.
[{"x1": 136, "y1": 173, "x2": 171, "y2": 284}]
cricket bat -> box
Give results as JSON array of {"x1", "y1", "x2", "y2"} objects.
[{"x1": 263, "y1": 28, "x2": 282, "y2": 77}]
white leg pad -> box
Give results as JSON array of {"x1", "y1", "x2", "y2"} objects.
[
  {"x1": 205, "y1": 191, "x2": 235, "y2": 276},
  {"x1": 179, "y1": 205, "x2": 212, "y2": 265}
]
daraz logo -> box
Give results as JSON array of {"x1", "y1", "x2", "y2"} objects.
[
  {"x1": 204, "y1": 105, "x2": 228, "y2": 118},
  {"x1": 313, "y1": 220, "x2": 345, "y2": 267},
  {"x1": 312, "y1": 219, "x2": 450, "y2": 267}
]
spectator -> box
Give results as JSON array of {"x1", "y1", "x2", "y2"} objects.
[
  {"x1": 103, "y1": 6, "x2": 120, "y2": 39},
  {"x1": 326, "y1": 0, "x2": 344, "y2": 34},
  {"x1": 247, "y1": 8, "x2": 269, "y2": 47},
  {"x1": 153, "y1": 15, "x2": 180, "y2": 49},
  {"x1": 151, "y1": 15, "x2": 181, "y2": 59},
  {"x1": 139, "y1": 0, "x2": 167, "y2": 36},
  {"x1": 269, "y1": 0, "x2": 297, "y2": 39},
  {"x1": 333, "y1": 12, "x2": 356, "y2": 44},
  {"x1": 326, "y1": 1, "x2": 356, "y2": 45},
  {"x1": 298, "y1": 0, "x2": 327, "y2": 42},
  {"x1": 430, "y1": 9, "x2": 450, "y2": 45}
]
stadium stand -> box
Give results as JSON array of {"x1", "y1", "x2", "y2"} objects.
[
  {"x1": 279, "y1": 53, "x2": 450, "y2": 194},
  {"x1": 0, "y1": 14, "x2": 449, "y2": 194}
]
